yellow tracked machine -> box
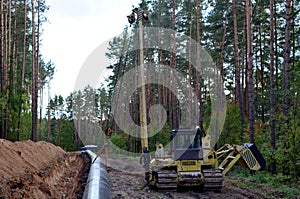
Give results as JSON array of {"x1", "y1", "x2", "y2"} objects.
[{"x1": 142, "y1": 128, "x2": 265, "y2": 192}]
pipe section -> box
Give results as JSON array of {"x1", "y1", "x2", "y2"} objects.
[{"x1": 83, "y1": 150, "x2": 111, "y2": 199}]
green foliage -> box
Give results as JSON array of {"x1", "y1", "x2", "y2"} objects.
[
  {"x1": 148, "y1": 126, "x2": 172, "y2": 152},
  {"x1": 20, "y1": 112, "x2": 32, "y2": 140},
  {"x1": 0, "y1": 97, "x2": 7, "y2": 110},
  {"x1": 229, "y1": 170, "x2": 300, "y2": 197},
  {"x1": 110, "y1": 133, "x2": 128, "y2": 151},
  {"x1": 0, "y1": 0, "x2": 52, "y2": 141},
  {"x1": 218, "y1": 103, "x2": 243, "y2": 146},
  {"x1": 110, "y1": 125, "x2": 172, "y2": 154},
  {"x1": 276, "y1": 185, "x2": 300, "y2": 197},
  {"x1": 1, "y1": 2, "x2": 299, "y2": 196},
  {"x1": 246, "y1": 173, "x2": 269, "y2": 184}
]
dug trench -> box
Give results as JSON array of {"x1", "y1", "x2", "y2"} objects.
[{"x1": 0, "y1": 139, "x2": 90, "y2": 199}]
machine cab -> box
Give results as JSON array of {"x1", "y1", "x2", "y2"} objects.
[{"x1": 171, "y1": 128, "x2": 203, "y2": 160}]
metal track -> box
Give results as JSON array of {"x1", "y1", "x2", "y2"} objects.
[
  {"x1": 203, "y1": 169, "x2": 223, "y2": 192},
  {"x1": 156, "y1": 170, "x2": 178, "y2": 189}
]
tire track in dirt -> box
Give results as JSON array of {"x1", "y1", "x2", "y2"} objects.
[{"x1": 107, "y1": 156, "x2": 288, "y2": 199}]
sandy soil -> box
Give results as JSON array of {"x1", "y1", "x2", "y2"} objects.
[
  {"x1": 107, "y1": 156, "x2": 293, "y2": 199},
  {"x1": 0, "y1": 139, "x2": 90, "y2": 199}
]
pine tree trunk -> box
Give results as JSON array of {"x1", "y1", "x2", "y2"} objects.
[
  {"x1": 274, "y1": 4, "x2": 279, "y2": 91},
  {"x1": 6, "y1": 0, "x2": 11, "y2": 92},
  {"x1": 3, "y1": 0, "x2": 12, "y2": 139},
  {"x1": 10, "y1": 0, "x2": 18, "y2": 140},
  {"x1": 259, "y1": 24, "x2": 265, "y2": 123},
  {"x1": 196, "y1": 0, "x2": 204, "y2": 132},
  {"x1": 0, "y1": 0, "x2": 4, "y2": 138},
  {"x1": 187, "y1": 13, "x2": 193, "y2": 128},
  {"x1": 233, "y1": 0, "x2": 245, "y2": 141},
  {"x1": 243, "y1": 11, "x2": 248, "y2": 120},
  {"x1": 157, "y1": 28, "x2": 162, "y2": 141},
  {"x1": 269, "y1": 0, "x2": 276, "y2": 175},
  {"x1": 246, "y1": 0, "x2": 255, "y2": 143},
  {"x1": 31, "y1": 0, "x2": 38, "y2": 141},
  {"x1": 146, "y1": 51, "x2": 152, "y2": 128},
  {"x1": 156, "y1": 1, "x2": 164, "y2": 139},
  {"x1": 17, "y1": 0, "x2": 27, "y2": 141},
  {"x1": 37, "y1": 0, "x2": 42, "y2": 140},
  {"x1": 11, "y1": 0, "x2": 17, "y2": 92},
  {"x1": 280, "y1": 0, "x2": 292, "y2": 175},
  {"x1": 255, "y1": 47, "x2": 259, "y2": 119},
  {"x1": 47, "y1": 84, "x2": 51, "y2": 142},
  {"x1": 171, "y1": 0, "x2": 178, "y2": 129},
  {"x1": 282, "y1": 0, "x2": 291, "y2": 142},
  {"x1": 3, "y1": 1, "x2": 7, "y2": 95}
]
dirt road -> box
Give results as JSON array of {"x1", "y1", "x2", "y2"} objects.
[{"x1": 107, "y1": 156, "x2": 291, "y2": 199}]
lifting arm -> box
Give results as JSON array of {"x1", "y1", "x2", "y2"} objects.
[{"x1": 216, "y1": 143, "x2": 265, "y2": 176}]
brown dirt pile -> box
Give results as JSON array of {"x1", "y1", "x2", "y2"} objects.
[{"x1": 0, "y1": 139, "x2": 90, "y2": 199}]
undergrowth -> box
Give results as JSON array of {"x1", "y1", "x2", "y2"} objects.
[{"x1": 227, "y1": 167, "x2": 300, "y2": 198}]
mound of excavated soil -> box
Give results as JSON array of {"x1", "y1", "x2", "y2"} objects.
[{"x1": 0, "y1": 139, "x2": 90, "y2": 199}]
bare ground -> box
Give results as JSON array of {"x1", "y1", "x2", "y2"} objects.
[
  {"x1": 0, "y1": 139, "x2": 90, "y2": 199},
  {"x1": 107, "y1": 156, "x2": 295, "y2": 199}
]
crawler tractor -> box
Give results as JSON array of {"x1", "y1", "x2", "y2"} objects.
[
  {"x1": 143, "y1": 128, "x2": 265, "y2": 192},
  {"x1": 124, "y1": 6, "x2": 265, "y2": 192}
]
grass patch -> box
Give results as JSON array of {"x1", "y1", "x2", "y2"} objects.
[
  {"x1": 228, "y1": 168, "x2": 300, "y2": 198},
  {"x1": 276, "y1": 185, "x2": 299, "y2": 197}
]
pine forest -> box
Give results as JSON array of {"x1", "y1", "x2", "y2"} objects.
[{"x1": 0, "y1": 0, "x2": 299, "y2": 197}]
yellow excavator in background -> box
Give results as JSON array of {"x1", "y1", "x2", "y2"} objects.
[
  {"x1": 141, "y1": 128, "x2": 265, "y2": 192},
  {"x1": 129, "y1": 6, "x2": 265, "y2": 192}
]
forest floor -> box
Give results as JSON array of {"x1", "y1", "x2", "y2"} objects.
[
  {"x1": 0, "y1": 139, "x2": 90, "y2": 199},
  {"x1": 107, "y1": 156, "x2": 297, "y2": 199}
]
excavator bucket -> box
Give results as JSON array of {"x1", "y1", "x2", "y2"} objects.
[{"x1": 243, "y1": 143, "x2": 266, "y2": 171}]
